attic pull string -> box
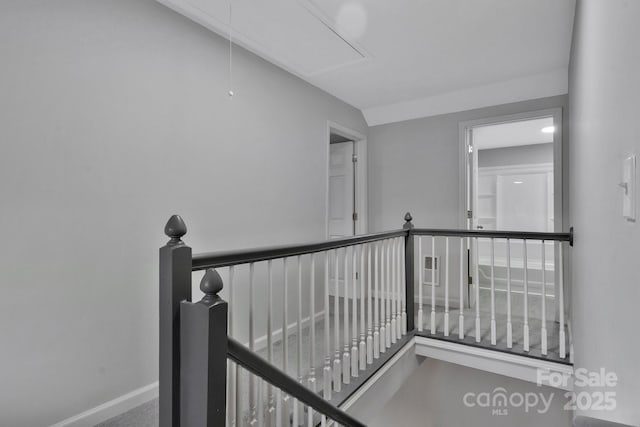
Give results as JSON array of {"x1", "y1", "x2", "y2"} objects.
[{"x1": 228, "y1": 0, "x2": 234, "y2": 99}]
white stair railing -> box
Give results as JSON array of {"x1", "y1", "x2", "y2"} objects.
[
  {"x1": 161, "y1": 214, "x2": 573, "y2": 427},
  {"x1": 412, "y1": 227, "x2": 572, "y2": 364}
]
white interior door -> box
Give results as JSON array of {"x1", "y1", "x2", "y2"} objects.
[
  {"x1": 466, "y1": 123, "x2": 557, "y2": 315},
  {"x1": 329, "y1": 141, "x2": 355, "y2": 239}
]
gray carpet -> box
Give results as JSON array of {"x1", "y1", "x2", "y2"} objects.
[{"x1": 415, "y1": 288, "x2": 571, "y2": 363}]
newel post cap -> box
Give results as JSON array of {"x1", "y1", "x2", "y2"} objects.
[
  {"x1": 200, "y1": 269, "x2": 224, "y2": 302},
  {"x1": 164, "y1": 215, "x2": 187, "y2": 244},
  {"x1": 403, "y1": 212, "x2": 414, "y2": 229}
]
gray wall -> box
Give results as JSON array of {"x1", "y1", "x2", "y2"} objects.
[
  {"x1": 478, "y1": 143, "x2": 554, "y2": 168},
  {"x1": 0, "y1": 1, "x2": 367, "y2": 425},
  {"x1": 367, "y1": 95, "x2": 568, "y2": 232},
  {"x1": 367, "y1": 96, "x2": 568, "y2": 308},
  {"x1": 370, "y1": 358, "x2": 572, "y2": 427},
  {"x1": 569, "y1": 0, "x2": 640, "y2": 424}
]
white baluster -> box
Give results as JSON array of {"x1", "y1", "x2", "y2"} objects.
[
  {"x1": 385, "y1": 240, "x2": 392, "y2": 348},
  {"x1": 490, "y1": 238, "x2": 496, "y2": 346},
  {"x1": 226, "y1": 360, "x2": 233, "y2": 426},
  {"x1": 297, "y1": 257, "x2": 303, "y2": 378},
  {"x1": 506, "y1": 239, "x2": 513, "y2": 349},
  {"x1": 342, "y1": 246, "x2": 351, "y2": 384},
  {"x1": 401, "y1": 237, "x2": 407, "y2": 336},
  {"x1": 257, "y1": 377, "x2": 264, "y2": 427},
  {"x1": 373, "y1": 242, "x2": 380, "y2": 359},
  {"x1": 379, "y1": 241, "x2": 386, "y2": 353},
  {"x1": 444, "y1": 237, "x2": 450, "y2": 337},
  {"x1": 309, "y1": 254, "x2": 316, "y2": 392},
  {"x1": 282, "y1": 258, "x2": 290, "y2": 422},
  {"x1": 293, "y1": 256, "x2": 303, "y2": 427},
  {"x1": 236, "y1": 359, "x2": 243, "y2": 425},
  {"x1": 458, "y1": 238, "x2": 464, "y2": 339},
  {"x1": 292, "y1": 396, "x2": 299, "y2": 427},
  {"x1": 307, "y1": 404, "x2": 313, "y2": 427},
  {"x1": 523, "y1": 240, "x2": 530, "y2": 352},
  {"x1": 418, "y1": 236, "x2": 423, "y2": 332},
  {"x1": 228, "y1": 267, "x2": 236, "y2": 426},
  {"x1": 238, "y1": 366, "x2": 246, "y2": 426},
  {"x1": 283, "y1": 259, "x2": 289, "y2": 372},
  {"x1": 390, "y1": 239, "x2": 397, "y2": 344},
  {"x1": 366, "y1": 243, "x2": 373, "y2": 364},
  {"x1": 474, "y1": 237, "x2": 481, "y2": 343},
  {"x1": 430, "y1": 236, "x2": 436, "y2": 335},
  {"x1": 323, "y1": 252, "x2": 332, "y2": 401},
  {"x1": 396, "y1": 237, "x2": 402, "y2": 338},
  {"x1": 333, "y1": 250, "x2": 341, "y2": 393},
  {"x1": 275, "y1": 387, "x2": 282, "y2": 427},
  {"x1": 351, "y1": 245, "x2": 358, "y2": 376},
  {"x1": 558, "y1": 242, "x2": 566, "y2": 359},
  {"x1": 541, "y1": 240, "x2": 548, "y2": 356},
  {"x1": 359, "y1": 244, "x2": 367, "y2": 370},
  {"x1": 267, "y1": 261, "x2": 275, "y2": 424},
  {"x1": 249, "y1": 263, "x2": 257, "y2": 426}
]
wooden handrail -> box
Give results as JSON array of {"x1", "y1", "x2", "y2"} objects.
[
  {"x1": 410, "y1": 227, "x2": 573, "y2": 245},
  {"x1": 227, "y1": 337, "x2": 367, "y2": 427},
  {"x1": 191, "y1": 229, "x2": 408, "y2": 271},
  {"x1": 192, "y1": 227, "x2": 573, "y2": 272}
]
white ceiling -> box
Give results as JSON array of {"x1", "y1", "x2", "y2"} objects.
[
  {"x1": 473, "y1": 117, "x2": 554, "y2": 150},
  {"x1": 158, "y1": 0, "x2": 575, "y2": 125}
]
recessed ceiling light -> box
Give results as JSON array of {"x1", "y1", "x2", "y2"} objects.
[
  {"x1": 513, "y1": 180, "x2": 524, "y2": 184},
  {"x1": 541, "y1": 126, "x2": 555, "y2": 134}
]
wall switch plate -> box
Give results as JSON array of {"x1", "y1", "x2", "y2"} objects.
[{"x1": 622, "y1": 154, "x2": 636, "y2": 222}]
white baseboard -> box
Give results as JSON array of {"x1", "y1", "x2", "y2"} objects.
[
  {"x1": 415, "y1": 336, "x2": 573, "y2": 391},
  {"x1": 49, "y1": 382, "x2": 158, "y2": 427},
  {"x1": 50, "y1": 311, "x2": 326, "y2": 427}
]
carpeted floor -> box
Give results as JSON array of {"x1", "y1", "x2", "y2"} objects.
[
  {"x1": 416, "y1": 289, "x2": 571, "y2": 363},
  {"x1": 97, "y1": 293, "x2": 570, "y2": 426}
]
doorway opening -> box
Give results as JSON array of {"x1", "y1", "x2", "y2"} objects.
[
  {"x1": 326, "y1": 122, "x2": 367, "y2": 239},
  {"x1": 326, "y1": 122, "x2": 367, "y2": 294},
  {"x1": 460, "y1": 108, "x2": 563, "y2": 320}
]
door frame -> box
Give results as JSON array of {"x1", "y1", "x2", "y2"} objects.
[
  {"x1": 458, "y1": 107, "x2": 564, "y2": 232},
  {"x1": 326, "y1": 121, "x2": 368, "y2": 238},
  {"x1": 458, "y1": 108, "x2": 564, "y2": 316}
]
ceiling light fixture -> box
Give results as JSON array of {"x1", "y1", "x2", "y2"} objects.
[
  {"x1": 513, "y1": 180, "x2": 524, "y2": 184},
  {"x1": 541, "y1": 126, "x2": 555, "y2": 133}
]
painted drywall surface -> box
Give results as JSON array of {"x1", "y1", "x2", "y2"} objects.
[
  {"x1": 478, "y1": 143, "x2": 554, "y2": 168},
  {"x1": 569, "y1": 0, "x2": 640, "y2": 424},
  {"x1": 369, "y1": 358, "x2": 572, "y2": 427},
  {"x1": 367, "y1": 96, "x2": 568, "y2": 307},
  {"x1": 367, "y1": 95, "x2": 568, "y2": 232},
  {"x1": 0, "y1": 0, "x2": 367, "y2": 425}
]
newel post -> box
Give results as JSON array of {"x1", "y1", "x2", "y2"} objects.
[
  {"x1": 403, "y1": 212, "x2": 415, "y2": 332},
  {"x1": 180, "y1": 269, "x2": 228, "y2": 427},
  {"x1": 160, "y1": 215, "x2": 192, "y2": 427}
]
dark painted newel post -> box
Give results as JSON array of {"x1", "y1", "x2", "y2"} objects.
[
  {"x1": 180, "y1": 269, "x2": 228, "y2": 427},
  {"x1": 569, "y1": 226, "x2": 574, "y2": 247},
  {"x1": 403, "y1": 212, "x2": 415, "y2": 332},
  {"x1": 160, "y1": 215, "x2": 192, "y2": 427}
]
